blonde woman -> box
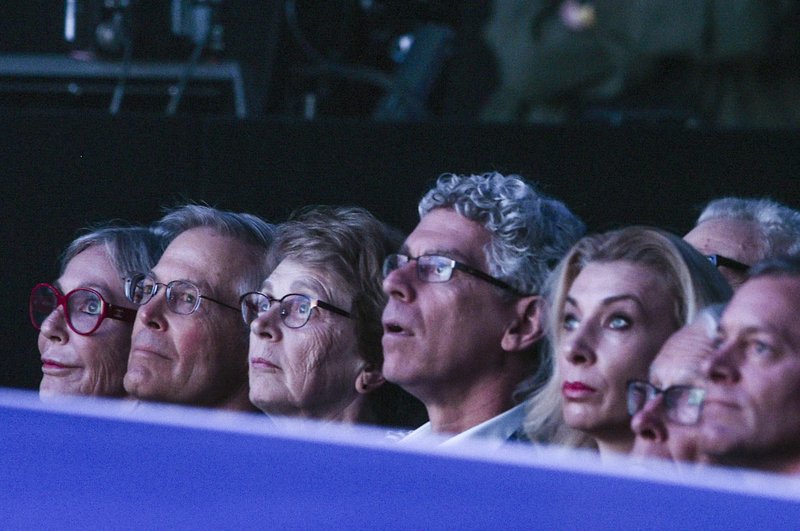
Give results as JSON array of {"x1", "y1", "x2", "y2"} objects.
[{"x1": 524, "y1": 227, "x2": 732, "y2": 456}]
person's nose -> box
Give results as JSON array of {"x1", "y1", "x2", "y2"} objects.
[
  {"x1": 250, "y1": 302, "x2": 283, "y2": 342},
  {"x1": 704, "y1": 340, "x2": 742, "y2": 385},
  {"x1": 561, "y1": 322, "x2": 597, "y2": 366},
  {"x1": 39, "y1": 305, "x2": 69, "y2": 344},
  {"x1": 382, "y1": 259, "x2": 417, "y2": 303},
  {"x1": 136, "y1": 288, "x2": 169, "y2": 332},
  {"x1": 631, "y1": 395, "x2": 668, "y2": 446}
]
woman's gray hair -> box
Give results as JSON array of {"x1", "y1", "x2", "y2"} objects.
[
  {"x1": 61, "y1": 225, "x2": 167, "y2": 279},
  {"x1": 418, "y1": 172, "x2": 585, "y2": 296},
  {"x1": 155, "y1": 204, "x2": 276, "y2": 294},
  {"x1": 267, "y1": 205, "x2": 426, "y2": 427},
  {"x1": 267, "y1": 205, "x2": 402, "y2": 369},
  {"x1": 523, "y1": 226, "x2": 733, "y2": 448},
  {"x1": 697, "y1": 197, "x2": 800, "y2": 259}
]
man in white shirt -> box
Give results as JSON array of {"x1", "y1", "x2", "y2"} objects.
[{"x1": 381, "y1": 172, "x2": 584, "y2": 446}]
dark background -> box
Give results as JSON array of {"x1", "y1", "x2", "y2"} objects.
[
  {"x1": 4, "y1": 112, "x2": 799, "y2": 389},
  {"x1": 2, "y1": 2, "x2": 799, "y2": 389}
]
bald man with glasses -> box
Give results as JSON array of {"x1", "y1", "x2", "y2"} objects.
[{"x1": 381, "y1": 172, "x2": 584, "y2": 445}]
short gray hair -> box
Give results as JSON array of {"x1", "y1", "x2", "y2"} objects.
[
  {"x1": 61, "y1": 225, "x2": 166, "y2": 279},
  {"x1": 267, "y1": 205, "x2": 403, "y2": 369},
  {"x1": 418, "y1": 172, "x2": 585, "y2": 295},
  {"x1": 697, "y1": 197, "x2": 800, "y2": 259},
  {"x1": 156, "y1": 204, "x2": 276, "y2": 293}
]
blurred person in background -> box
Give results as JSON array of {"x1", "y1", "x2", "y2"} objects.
[
  {"x1": 684, "y1": 197, "x2": 800, "y2": 289},
  {"x1": 629, "y1": 304, "x2": 725, "y2": 464}
]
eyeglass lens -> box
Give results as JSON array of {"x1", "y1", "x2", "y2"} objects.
[
  {"x1": 127, "y1": 275, "x2": 203, "y2": 315},
  {"x1": 626, "y1": 380, "x2": 705, "y2": 425},
  {"x1": 30, "y1": 284, "x2": 105, "y2": 335},
  {"x1": 241, "y1": 292, "x2": 314, "y2": 328},
  {"x1": 382, "y1": 254, "x2": 457, "y2": 282},
  {"x1": 241, "y1": 292, "x2": 339, "y2": 329}
]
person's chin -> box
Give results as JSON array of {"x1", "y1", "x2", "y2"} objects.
[
  {"x1": 122, "y1": 365, "x2": 161, "y2": 400},
  {"x1": 38, "y1": 378, "x2": 83, "y2": 401}
]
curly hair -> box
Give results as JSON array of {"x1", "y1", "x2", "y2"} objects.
[
  {"x1": 418, "y1": 172, "x2": 585, "y2": 296},
  {"x1": 524, "y1": 226, "x2": 733, "y2": 448}
]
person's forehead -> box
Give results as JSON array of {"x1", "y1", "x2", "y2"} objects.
[
  {"x1": 264, "y1": 259, "x2": 339, "y2": 299},
  {"x1": 58, "y1": 244, "x2": 121, "y2": 292},
  {"x1": 405, "y1": 208, "x2": 491, "y2": 264},
  {"x1": 684, "y1": 218, "x2": 763, "y2": 263},
  {"x1": 568, "y1": 261, "x2": 670, "y2": 307},
  {"x1": 723, "y1": 276, "x2": 800, "y2": 337},
  {"x1": 154, "y1": 227, "x2": 251, "y2": 289},
  {"x1": 650, "y1": 322, "x2": 713, "y2": 386}
]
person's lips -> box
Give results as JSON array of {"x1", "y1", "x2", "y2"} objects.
[
  {"x1": 382, "y1": 320, "x2": 412, "y2": 336},
  {"x1": 562, "y1": 380, "x2": 597, "y2": 400},
  {"x1": 130, "y1": 343, "x2": 170, "y2": 361},
  {"x1": 41, "y1": 357, "x2": 78, "y2": 374},
  {"x1": 250, "y1": 356, "x2": 280, "y2": 372}
]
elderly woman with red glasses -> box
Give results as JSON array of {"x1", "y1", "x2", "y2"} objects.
[
  {"x1": 241, "y1": 206, "x2": 426, "y2": 428},
  {"x1": 30, "y1": 225, "x2": 165, "y2": 400}
]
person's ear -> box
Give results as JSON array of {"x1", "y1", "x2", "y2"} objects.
[
  {"x1": 355, "y1": 362, "x2": 385, "y2": 394},
  {"x1": 501, "y1": 295, "x2": 544, "y2": 352}
]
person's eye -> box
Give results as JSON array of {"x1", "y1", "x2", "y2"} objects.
[
  {"x1": 748, "y1": 339, "x2": 776, "y2": 359},
  {"x1": 297, "y1": 301, "x2": 311, "y2": 315},
  {"x1": 182, "y1": 292, "x2": 196, "y2": 304},
  {"x1": 82, "y1": 299, "x2": 102, "y2": 315},
  {"x1": 562, "y1": 313, "x2": 579, "y2": 331},
  {"x1": 608, "y1": 314, "x2": 631, "y2": 330}
]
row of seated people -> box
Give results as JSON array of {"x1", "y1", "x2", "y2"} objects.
[{"x1": 29, "y1": 172, "x2": 800, "y2": 475}]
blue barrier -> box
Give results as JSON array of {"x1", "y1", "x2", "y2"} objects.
[{"x1": 1, "y1": 389, "x2": 798, "y2": 529}]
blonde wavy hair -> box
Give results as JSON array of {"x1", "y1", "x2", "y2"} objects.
[{"x1": 523, "y1": 226, "x2": 732, "y2": 447}]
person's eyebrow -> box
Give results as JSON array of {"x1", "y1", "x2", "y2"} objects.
[
  {"x1": 598, "y1": 294, "x2": 646, "y2": 310},
  {"x1": 424, "y1": 248, "x2": 474, "y2": 263},
  {"x1": 289, "y1": 277, "x2": 331, "y2": 300},
  {"x1": 565, "y1": 293, "x2": 646, "y2": 311},
  {"x1": 260, "y1": 280, "x2": 273, "y2": 293}
]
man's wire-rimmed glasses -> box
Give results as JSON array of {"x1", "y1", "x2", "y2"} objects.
[
  {"x1": 240, "y1": 292, "x2": 352, "y2": 329},
  {"x1": 626, "y1": 379, "x2": 706, "y2": 425},
  {"x1": 382, "y1": 253, "x2": 524, "y2": 295},
  {"x1": 30, "y1": 282, "x2": 137, "y2": 336},
  {"x1": 125, "y1": 273, "x2": 239, "y2": 315}
]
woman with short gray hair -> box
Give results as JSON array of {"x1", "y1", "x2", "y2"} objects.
[{"x1": 30, "y1": 225, "x2": 165, "y2": 399}]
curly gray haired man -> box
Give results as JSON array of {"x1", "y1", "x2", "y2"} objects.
[{"x1": 382, "y1": 172, "x2": 584, "y2": 445}]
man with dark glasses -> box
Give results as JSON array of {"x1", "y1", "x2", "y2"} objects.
[
  {"x1": 630, "y1": 306, "x2": 725, "y2": 464},
  {"x1": 684, "y1": 197, "x2": 800, "y2": 289},
  {"x1": 123, "y1": 205, "x2": 274, "y2": 411},
  {"x1": 382, "y1": 172, "x2": 584, "y2": 445}
]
